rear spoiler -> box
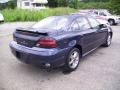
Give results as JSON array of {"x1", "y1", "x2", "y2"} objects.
[{"x1": 16, "y1": 28, "x2": 49, "y2": 36}]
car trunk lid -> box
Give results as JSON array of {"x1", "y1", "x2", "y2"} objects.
[{"x1": 14, "y1": 28, "x2": 49, "y2": 48}]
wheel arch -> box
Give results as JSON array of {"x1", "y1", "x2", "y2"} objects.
[
  {"x1": 108, "y1": 31, "x2": 113, "y2": 38},
  {"x1": 74, "y1": 44, "x2": 82, "y2": 57},
  {"x1": 110, "y1": 32, "x2": 113, "y2": 38},
  {"x1": 108, "y1": 18, "x2": 115, "y2": 21}
]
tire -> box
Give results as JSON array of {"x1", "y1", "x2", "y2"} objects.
[
  {"x1": 102, "y1": 33, "x2": 112, "y2": 47},
  {"x1": 108, "y1": 19, "x2": 115, "y2": 25},
  {"x1": 63, "y1": 48, "x2": 81, "y2": 72}
]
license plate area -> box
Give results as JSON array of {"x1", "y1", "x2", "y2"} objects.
[{"x1": 16, "y1": 38, "x2": 36, "y2": 48}]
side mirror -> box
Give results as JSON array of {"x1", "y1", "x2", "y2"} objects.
[{"x1": 99, "y1": 24, "x2": 107, "y2": 29}]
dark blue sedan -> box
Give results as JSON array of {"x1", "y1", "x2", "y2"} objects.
[{"x1": 10, "y1": 14, "x2": 113, "y2": 72}]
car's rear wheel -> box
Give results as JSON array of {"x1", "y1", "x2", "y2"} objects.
[
  {"x1": 103, "y1": 33, "x2": 112, "y2": 47},
  {"x1": 64, "y1": 48, "x2": 81, "y2": 72}
]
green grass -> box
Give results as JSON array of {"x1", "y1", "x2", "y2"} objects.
[{"x1": 2, "y1": 7, "x2": 77, "y2": 22}]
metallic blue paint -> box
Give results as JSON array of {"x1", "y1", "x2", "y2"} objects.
[{"x1": 9, "y1": 14, "x2": 113, "y2": 68}]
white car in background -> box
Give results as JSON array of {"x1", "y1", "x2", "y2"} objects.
[
  {"x1": 79, "y1": 9, "x2": 120, "y2": 25},
  {"x1": 72, "y1": 12, "x2": 112, "y2": 31},
  {"x1": 88, "y1": 13, "x2": 110, "y2": 26},
  {"x1": 76, "y1": 12, "x2": 110, "y2": 26},
  {"x1": 0, "y1": 13, "x2": 4, "y2": 23}
]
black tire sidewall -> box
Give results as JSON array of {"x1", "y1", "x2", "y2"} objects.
[
  {"x1": 109, "y1": 19, "x2": 115, "y2": 25},
  {"x1": 65, "y1": 48, "x2": 81, "y2": 71},
  {"x1": 103, "y1": 33, "x2": 112, "y2": 47},
  {"x1": 107, "y1": 33, "x2": 112, "y2": 46}
]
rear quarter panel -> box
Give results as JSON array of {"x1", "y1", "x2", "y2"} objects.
[{"x1": 53, "y1": 31, "x2": 83, "y2": 50}]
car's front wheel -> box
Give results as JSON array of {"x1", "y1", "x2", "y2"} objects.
[
  {"x1": 64, "y1": 48, "x2": 81, "y2": 72},
  {"x1": 103, "y1": 33, "x2": 112, "y2": 47}
]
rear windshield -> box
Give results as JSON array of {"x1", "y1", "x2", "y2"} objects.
[{"x1": 32, "y1": 16, "x2": 70, "y2": 30}]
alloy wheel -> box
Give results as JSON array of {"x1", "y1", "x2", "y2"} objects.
[{"x1": 68, "y1": 51, "x2": 80, "y2": 69}]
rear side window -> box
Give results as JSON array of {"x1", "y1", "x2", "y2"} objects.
[
  {"x1": 88, "y1": 18, "x2": 100, "y2": 29},
  {"x1": 76, "y1": 17, "x2": 91, "y2": 30},
  {"x1": 94, "y1": 11, "x2": 98, "y2": 15},
  {"x1": 99, "y1": 12, "x2": 106, "y2": 16}
]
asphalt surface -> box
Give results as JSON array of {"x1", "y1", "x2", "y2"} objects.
[{"x1": 0, "y1": 22, "x2": 120, "y2": 90}]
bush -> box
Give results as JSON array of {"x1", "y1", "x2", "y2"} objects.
[
  {"x1": 77, "y1": 2, "x2": 110, "y2": 9},
  {"x1": 109, "y1": 0, "x2": 120, "y2": 15},
  {"x1": 2, "y1": 7, "x2": 77, "y2": 22}
]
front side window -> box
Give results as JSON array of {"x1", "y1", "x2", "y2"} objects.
[
  {"x1": 99, "y1": 12, "x2": 106, "y2": 16},
  {"x1": 70, "y1": 21, "x2": 79, "y2": 31},
  {"x1": 102, "y1": 10, "x2": 111, "y2": 16},
  {"x1": 88, "y1": 18, "x2": 100, "y2": 29},
  {"x1": 76, "y1": 17, "x2": 91, "y2": 30}
]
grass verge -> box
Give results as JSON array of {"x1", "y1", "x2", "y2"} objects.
[{"x1": 2, "y1": 7, "x2": 77, "y2": 22}]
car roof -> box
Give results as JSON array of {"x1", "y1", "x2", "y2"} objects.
[
  {"x1": 57, "y1": 14, "x2": 81, "y2": 19},
  {"x1": 70, "y1": 13, "x2": 95, "y2": 19},
  {"x1": 50, "y1": 14, "x2": 90, "y2": 20}
]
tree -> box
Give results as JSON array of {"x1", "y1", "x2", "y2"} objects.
[
  {"x1": 48, "y1": 0, "x2": 69, "y2": 7},
  {"x1": 7, "y1": 0, "x2": 17, "y2": 9},
  {"x1": 57, "y1": 0, "x2": 68, "y2": 7},
  {"x1": 47, "y1": 0, "x2": 58, "y2": 7},
  {"x1": 0, "y1": 0, "x2": 17, "y2": 9},
  {"x1": 82, "y1": 0, "x2": 110, "y2": 2},
  {"x1": 110, "y1": 0, "x2": 120, "y2": 14},
  {"x1": 68, "y1": 0, "x2": 79, "y2": 9}
]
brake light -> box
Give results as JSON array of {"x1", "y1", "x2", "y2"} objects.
[{"x1": 36, "y1": 37, "x2": 57, "y2": 48}]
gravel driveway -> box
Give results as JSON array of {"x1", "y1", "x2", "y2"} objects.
[{"x1": 0, "y1": 22, "x2": 120, "y2": 90}]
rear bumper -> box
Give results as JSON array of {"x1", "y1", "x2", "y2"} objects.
[{"x1": 10, "y1": 41, "x2": 70, "y2": 68}]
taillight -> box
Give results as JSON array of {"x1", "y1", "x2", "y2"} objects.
[{"x1": 36, "y1": 37, "x2": 57, "y2": 48}]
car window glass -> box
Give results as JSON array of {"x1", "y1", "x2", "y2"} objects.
[
  {"x1": 76, "y1": 17, "x2": 91, "y2": 30},
  {"x1": 94, "y1": 11, "x2": 98, "y2": 15},
  {"x1": 99, "y1": 12, "x2": 106, "y2": 16},
  {"x1": 70, "y1": 21, "x2": 80, "y2": 31},
  {"x1": 32, "y1": 16, "x2": 70, "y2": 30},
  {"x1": 88, "y1": 18, "x2": 100, "y2": 29}
]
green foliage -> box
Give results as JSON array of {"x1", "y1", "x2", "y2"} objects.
[
  {"x1": 57, "y1": 0, "x2": 68, "y2": 7},
  {"x1": 77, "y1": 2, "x2": 110, "y2": 9},
  {"x1": 1, "y1": 0, "x2": 120, "y2": 23},
  {"x1": 68, "y1": 0, "x2": 79, "y2": 9},
  {"x1": 47, "y1": 0, "x2": 58, "y2": 7},
  {"x1": 82, "y1": 0, "x2": 110, "y2": 2},
  {"x1": 1, "y1": 7, "x2": 77, "y2": 22},
  {"x1": 47, "y1": 0, "x2": 69, "y2": 7},
  {"x1": 109, "y1": 0, "x2": 120, "y2": 14},
  {"x1": 47, "y1": 0, "x2": 110, "y2": 8},
  {"x1": 7, "y1": 0, "x2": 17, "y2": 9},
  {"x1": 0, "y1": 0, "x2": 17, "y2": 10}
]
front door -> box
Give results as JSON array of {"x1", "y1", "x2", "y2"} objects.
[
  {"x1": 76, "y1": 17, "x2": 99, "y2": 55},
  {"x1": 87, "y1": 17, "x2": 108, "y2": 48}
]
